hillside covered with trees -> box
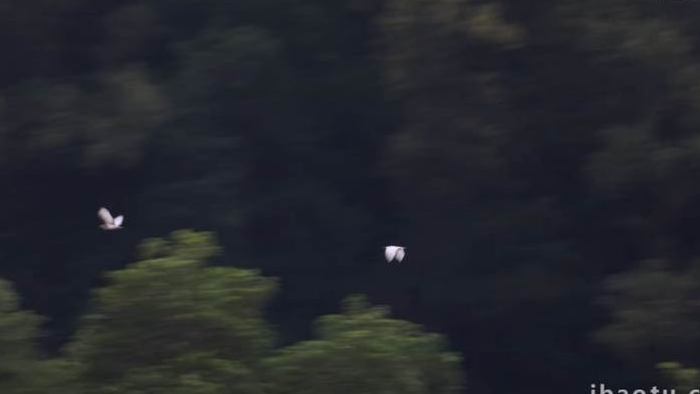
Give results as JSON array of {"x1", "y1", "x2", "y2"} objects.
[{"x1": 3, "y1": 0, "x2": 700, "y2": 393}]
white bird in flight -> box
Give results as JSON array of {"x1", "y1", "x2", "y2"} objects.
[
  {"x1": 384, "y1": 245, "x2": 405, "y2": 263},
  {"x1": 98, "y1": 207, "x2": 124, "y2": 230}
]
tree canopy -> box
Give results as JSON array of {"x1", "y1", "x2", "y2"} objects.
[{"x1": 0, "y1": 231, "x2": 465, "y2": 394}]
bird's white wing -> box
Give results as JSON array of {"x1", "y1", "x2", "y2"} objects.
[
  {"x1": 114, "y1": 215, "x2": 124, "y2": 226},
  {"x1": 395, "y1": 248, "x2": 405, "y2": 262},
  {"x1": 98, "y1": 207, "x2": 114, "y2": 224},
  {"x1": 385, "y1": 246, "x2": 397, "y2": 262}
]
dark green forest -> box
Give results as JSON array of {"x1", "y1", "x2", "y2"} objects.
[{"x1": 3, "y1": 0, "x2": 700, "y2": 393}]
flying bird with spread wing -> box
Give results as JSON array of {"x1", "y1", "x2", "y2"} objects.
[
  {"x1": 98, "y1": 207, "x2": 124, "y2": 230},
  {"x1": 384, "y1": 245, "x2": 405, "y2": 263}
]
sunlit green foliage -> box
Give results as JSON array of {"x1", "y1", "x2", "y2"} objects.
[
  {"x1": 0, "y1": 279, "x2": 43, "y2": 393},
  {"x1": 2, "y1": 232, "x2": 465, "y2": 394},
  {"x1": 67, "y1": 230, "x2": 277, "y2": 393},
  {"x1": 263, "y1": 295, "x2": 464, "y2": 394}
]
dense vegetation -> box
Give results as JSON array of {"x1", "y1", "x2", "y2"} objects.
[
  {"x1": 3, "y1": 0, "x2": 700, "y2": 392},
  {"x1": 1, "y1": 230, "x2": 463, "y2": 393}
]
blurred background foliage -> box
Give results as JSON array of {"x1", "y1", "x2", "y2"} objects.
[{"x1": 2, "y1": 0, "x2": 700, "y2": 393}]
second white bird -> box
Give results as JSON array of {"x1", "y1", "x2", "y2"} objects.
[{"x1": 384, "y1": 245, "x2": 405, "y2": 263}]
